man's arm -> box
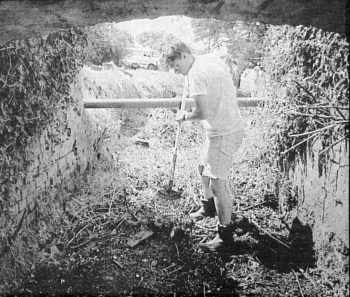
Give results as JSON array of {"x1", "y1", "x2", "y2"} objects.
[{"x1": 179, "y1": 94, "x2": 208, "y2": 121}]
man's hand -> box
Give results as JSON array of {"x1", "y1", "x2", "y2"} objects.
[{"x1": 175, "y1": 110, "x2": 188, "y2": 122}]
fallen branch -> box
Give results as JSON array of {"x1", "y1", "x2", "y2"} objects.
[
  {"x1": 70, "y1": 236, "x2": 96, "y2": 250},
  {"x1": 333, "y1": 106, "x2": 347, "y2": 120},
  {"x1": 175, "y1": 243, "x2": 180, "y2": 258},
  {"x1": 281, "y1": 132, "x2": 319, "y2": 155},
  {"x1": 126, "y1": 230, "x2": 154, "y2": 248},
  {"x1": 292, "y1": 80, "x2": 317, "y2": 103},
  {"x1": 163, "y1": 263, "x2": 176, "y2": 271},
  {"x1": 114, "y1": 217, "x2": 126, "y2": 229},
  {"x1": 0, "y1": 46, "x2": 16, "y2": 51},
  {"x1": 122, "y1": 188, "x2": 139, "y2": 222},
  {"x1": 289, "y1": 111, "x2": 341, "y2": 121},
  {"x1": 289, "y1": 122, "x2": 341, "y2": 138},
  {"x1": 238, "y1": 201, "x2": 266, "y2": 212},
  {"x1": 112, "y1": 259, "x2": 124, "y2": 269},
  {"x1": 67, "y1": 222, "x2": 91, "y2": 247},
  {"x1": 292, "y1": 269, "x2": 305, "y2": 297},
  {"x1": 167, "y1": 265, "x2": 183, "y2": 275},
  {"x1": 248, "y1": 217, "x2": 291, "y2": 250},
  {"x1": 318, "y1": 135, "x2": 348, "y2": 156},
  {"x1": 10, "y1": 208, "x2": 27, "y2": 244},
  {"x1": 279, "y1": 217, "x2": 292, "y2": 232},
  {"x1": 195, "y1": 224, "x2": 217, "y2": 231},
  {"x1": 299, "y1": 268, "x2": 317, "y2": 289},
  {"x1": 295, "y1": 104, "x2": 349, "y2": 110}
]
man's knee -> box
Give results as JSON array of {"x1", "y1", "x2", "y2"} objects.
[
  {"x1": 210, "y1": 178, "x2": 227, "y2": 196},
  {"x1": 209, "y1": 178, "x2": 220, "y2": 196}
]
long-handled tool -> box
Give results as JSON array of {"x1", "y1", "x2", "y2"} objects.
[{"x1": 158, "y1": 91, "x2": 186, "y2": 200}]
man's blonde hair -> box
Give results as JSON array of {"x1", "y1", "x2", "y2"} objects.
[{"x1": 164, "y1": 42, "x2": 192, "y2": 65}]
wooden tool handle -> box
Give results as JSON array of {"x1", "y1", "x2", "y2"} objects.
[{"x1": 168, "y1": 92, "x2": 186, "y2": 189}]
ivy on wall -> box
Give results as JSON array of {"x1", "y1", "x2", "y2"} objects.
[{"x1": 0, "y1": 27, "x2": 87, "y2": 204}]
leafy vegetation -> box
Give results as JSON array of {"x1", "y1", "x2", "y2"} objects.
[
  {"x1": 258, "y1": 24, "x2": 349, "y2": 296},
  {"x1": 85, "y1": 23, "x2": 134, "y2": 66},
  {"x1": 261, "y1": 25, "x2": 349, "y2": 173}
]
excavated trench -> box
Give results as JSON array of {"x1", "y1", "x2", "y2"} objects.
[{"x1": 13, "y1": 65, "x2": 319, "y2": 297}]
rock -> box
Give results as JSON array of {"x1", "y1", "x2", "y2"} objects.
[
  {"x1": 127, "y1": 229, "x2": 154, "y2": 248},
  {"x1": 103, "y1": 276, "x2": 114, "y2": 281},
  {"x1": 170, "y1": 226, "x2": 185, "y2": 241}
]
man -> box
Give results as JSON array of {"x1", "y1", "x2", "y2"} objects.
[{"x1": 164, "y1": 42, "x2": 245, "y2": 252}]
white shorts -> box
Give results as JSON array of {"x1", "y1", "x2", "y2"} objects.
[{"x1": 200, "y1": 130, "x2": 245, "y2": 179}]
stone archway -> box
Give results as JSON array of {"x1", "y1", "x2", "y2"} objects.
[{"x1": 0, "y1": 0, "x2": 347, "y2": 45}]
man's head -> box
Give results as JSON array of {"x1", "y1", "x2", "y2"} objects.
[{"x1": 164, "y1": 42, "x2": 194, "y2": 75}]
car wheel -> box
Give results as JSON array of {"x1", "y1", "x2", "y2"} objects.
[
  {"x1": 131, "y1": 63, "x2": 140, "y2": 69},
  {"x1": 147, "y1": 64, "x2": 157, "y2": 70}
]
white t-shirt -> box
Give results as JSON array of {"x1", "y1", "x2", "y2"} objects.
[{"x1": 186, "y1": 54, "x2": 244, "y2": 137}]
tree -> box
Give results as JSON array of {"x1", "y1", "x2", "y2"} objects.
[
  {"x1": 225, "y1": 21, "x2": 267, "y2": 88},
  {"x1": 136, "y1": 31, "x2": 179, "y2": 52},
  {"x1": 191, "y1": 18, "x2": 267, "y2": 88},
  {"x1": 191, "y1": 18, "x2": 225, "y2": 52},
  {"x1": 85, "y1": 23, "x2": 135, "y2": 65}
]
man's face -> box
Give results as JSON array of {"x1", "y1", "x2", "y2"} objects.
[{"x1": 169, "y1": 54, "x2": 188, "y2": 75}]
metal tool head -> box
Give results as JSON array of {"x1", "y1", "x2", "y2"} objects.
[{"x1": 157, "y1": 186, "x2": 183, "y2": 200}]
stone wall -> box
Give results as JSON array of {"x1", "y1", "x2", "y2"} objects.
[
  {"x1": 0, "y1": 28, "x2": 102, "y2": 290},
  {"x1": 12, "y1": 81, "x2": 100, "y2": 214},
  {"x1": 289, "y1": 141, "x2": 349, "y2": 258},
  {"x1": 0, "y1": 80, "x2": 101, "y2": 291}
]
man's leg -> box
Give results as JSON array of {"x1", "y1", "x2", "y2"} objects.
[
  {"x1": 189, "y1": 165, "x2": 216, "y2": 220},
  {"x1": 211, "y1": 178, "x2": 232, "y2": 225},
  {"x1": 201, "y1": 166, "x2": 214, "y2": 200},
  {"x1": 198, "y1": 131, "x2": 244, "y2": 252},
  {"x1": 199, "y1": 178, "x2": 234, "y2": 252}
]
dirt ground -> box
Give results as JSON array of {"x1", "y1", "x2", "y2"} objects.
[{"x1": 12, "y1": 104, "x2": 334, "y2": 297}]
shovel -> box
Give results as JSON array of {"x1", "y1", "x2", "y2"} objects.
[{"x1": 158, "y1": 92, "x2": 186, "y2": 200}]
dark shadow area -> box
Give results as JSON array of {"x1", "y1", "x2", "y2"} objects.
[{"x1": 220, "y1": 216, "x2": 316, "y2": 273}]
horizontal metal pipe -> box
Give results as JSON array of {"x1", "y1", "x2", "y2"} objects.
[{"x1": 83, "y1": 97, "x2": 266, "y2": 109}]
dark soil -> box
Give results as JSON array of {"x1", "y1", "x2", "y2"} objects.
[{"x1": 17, "y1": 215, "x2": 316, "y2": 297}]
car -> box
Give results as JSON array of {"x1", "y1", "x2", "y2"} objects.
[{"x1": 122, "y1": 47, "x2": 160, "y2": 70}]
